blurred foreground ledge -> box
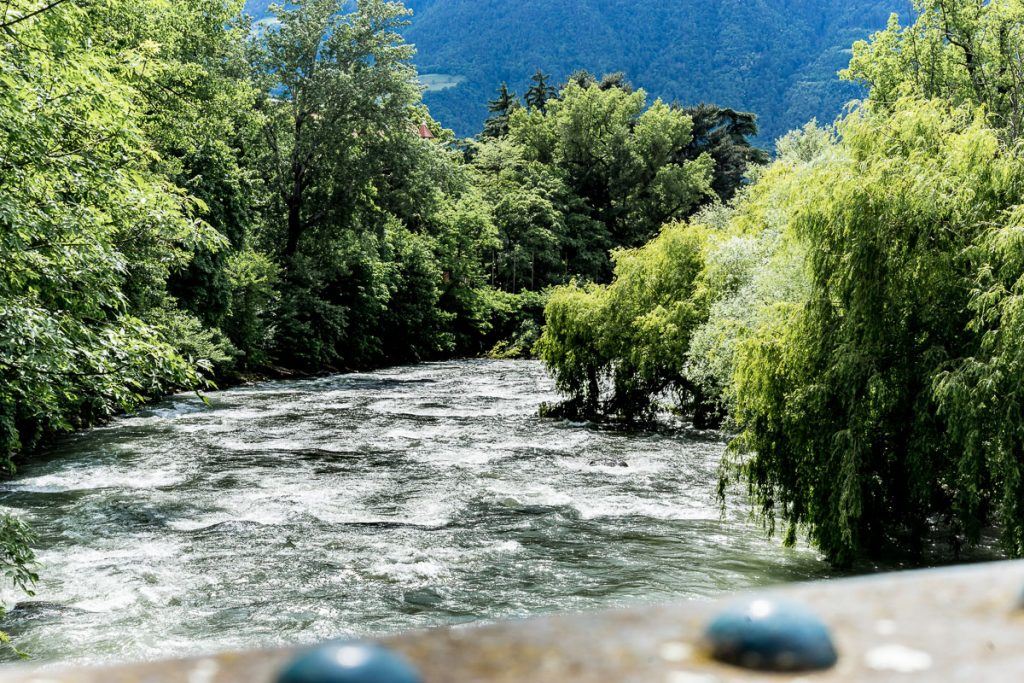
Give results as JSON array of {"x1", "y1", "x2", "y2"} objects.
[{"x1": 3, "y1": 560, "x2": 1024, "y2": 682}]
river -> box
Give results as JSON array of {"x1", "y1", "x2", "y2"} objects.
[{"x1": 0, "y1": 360, "x2": 832, "y2": 666}]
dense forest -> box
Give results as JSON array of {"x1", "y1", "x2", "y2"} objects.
[
  {"x1": 3, "y1": 0, "x2": 1024, "y2": 611},
  {"x1": 243, "y1": 0, "x2": 915, "y2": 142}
]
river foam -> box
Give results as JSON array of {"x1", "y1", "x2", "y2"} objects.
[{"x1": 0, "y1": 360, "x2": 829, "y2": 666}]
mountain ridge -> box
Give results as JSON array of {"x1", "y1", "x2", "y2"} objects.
[{"x1": 245, "y1": 0, "x2": 914, "y2": 143}]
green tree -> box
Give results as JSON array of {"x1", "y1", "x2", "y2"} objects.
[
  {"x1": 492, "y1": 189, "x2": 563, "y2": 293},
  {"x1": 680, "y1": 104, "x2": 769, "y2": 201},
  {"x1": 250, "y1": 0, "x2": 453, "y2": 368},
  {"x1": 598, "y1": 71, "x2": 633, "y2": 93},
  {"x1": 103, "y1": 0, "x2": 267, "y2": 371},
  {"x1": 482, "y1": 82, "x2": 522, "y2": 139},
  {"x1": 728, "y1": 98, "x2": 1024, "y2": 565},
  {"x1": 510, "y1": 81, "x2": 714, "y2": 278},
  {"x1": 0, "y1": 0, "x2": 221, "y2": 461},
  {"x1": 471, "y1": 138, "x2": 573, "y2": 291},
  {"x1": 525, "y1": 69, "x2": 556, "y2": 111},
  {"x1": 844, "y1": 0, "x2": 1024, "y2": 139},
  {"x1": 251, "y1": 0, "x2": 419, "y2": 262},
  {"x1": 713, "y1": 0, "x2": 1024, "y2": 566},
  {"x1": 565, "y1": 69, "x2": 597, "y2": 89},
  {"x1": 537, "y1": 222, "x2": 712, "y2": 422},
  {"x1": 433, "y1": 188, "x2": 501, "y2": 354},
  {"x1": 687, "y1": 123, "x2": 830, "y2": 412}
]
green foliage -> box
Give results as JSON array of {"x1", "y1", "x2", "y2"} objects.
[
  {"x1": 537, "y1": 222, "x2": 713, "y2": 423},
  {"x1": 469, "y1": 79, "x2": 762, "y2": 296},
  {"x1": 729, "y1": 98, "x2": 1024, "y2": 566},
  {"x1": 479, "y1": 288, "x2": 549, "y2": 359},
  {"x1": 511, "y1": 82, "x2": 714, "y2": 251},
  {"x1": 935, "y1": 201, "x2": 1024, "y2": 556},
  {"x1": 476, "y1": 82, "x2": 724, "y2": 287},
  {"x1": 246, "y1": 0, "x2": 479, "y2": 369},
  {"x1": 717, "y1": 0, "x2": 1024, "y2": 565},
  {"x1": 222, "y1": 250, "x2": 281, "y2": 368},
  {"x1": 144, "y1": 306, "x2": 237, "y2": 374},
  {"x1": 482, "y1": 83, "x2": 522, "y2": 139},
  {"x1": 0, "y1": 0, "x2": 776, "y2": 477},
  {"x1": 377, "y1": 221, "x2": 454, "y2": 363},
  {"x1": 0, "y1": 0, "x2": 222, "y2": 468},
  {"x1": 0, "y1": 516, "x2": 36, "y2": 596},
  {"x1": 0, "y1": 515, "x2": 36, "y2": 658},
  {"x1": 431, "y1": 189, "x2": 501, "y2": 354},
  {"x1": 681, "y1": 105, "x2": 771, "y2": 202},
  {"x1": 525, "y1": 69, "x2": 556, "y2": 112},
  {"x1": 687, "y1": 123, "x2": 830, "y2": 411},
  {"x1": 844, "y1": 0, "x2": 1024, "y2": 139},
  {"x1": 539, "y1": 88, "x2": 1024, "y2": 564}
]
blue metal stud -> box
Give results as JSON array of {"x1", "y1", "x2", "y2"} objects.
[
  {"x1": 277, "y1": 642, "x2": 422, "y2": 683},
  {"x1": 704, "y1": 599, "x2": 838, "y2": 672}
]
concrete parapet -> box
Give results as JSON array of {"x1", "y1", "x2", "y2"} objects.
[{"x1": 4, "y1": 560, "x2": 1023, "y2": 682}]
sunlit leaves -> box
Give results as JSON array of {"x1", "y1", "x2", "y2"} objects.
[
  {"x1": 0, "y1": 0, "x2": 222, "y2": 473},
  {"x1": 844, "y1": 0, "x2": 1024, "y2": 140},
  {"x1": 537, "y1": 221, "x2": 711, "y2": 422},
  {"x1": 730, "y1": 98, "x2": 1024, "y2": 565}
]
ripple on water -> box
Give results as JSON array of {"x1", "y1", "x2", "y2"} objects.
[{"x1": 0, "y1": 360, "x2": 830, "y2": 667}]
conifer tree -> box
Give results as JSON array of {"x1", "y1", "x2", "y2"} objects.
[
  {"x1": 482, "y1": 83, "x2": 521, "y2": 138},
  {"x1": 680, "y1": 104, "x2": 769, "y2": 201},
  {"x1": 598, "y1": 71, "x2": 633, "y2": 92},
  {"x1": 566, "y1": 69, "x2": 597, "y2": 89},
  {"x1": 525, "y1": 69, "x2": 556, "y2": 111}
]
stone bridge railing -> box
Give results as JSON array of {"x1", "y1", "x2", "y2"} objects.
[{"x1": 3, "y1": 560, "x2": 1023, "y2": 682}]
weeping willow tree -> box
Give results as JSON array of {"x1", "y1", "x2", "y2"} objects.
[
  {"x1": 729, "y1": 99, "x2": 1024, "y2": 566},
  {"x1": 723, "y1": 0, "x2": 1024, "y2": 566},
  {"x1": 536, "y1": 221, "x2": 713, "y2": 423}
]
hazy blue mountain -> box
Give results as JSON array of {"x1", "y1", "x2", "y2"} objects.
[{"x1": 244, "y1": 0, "x2": 914, "y2": 144}]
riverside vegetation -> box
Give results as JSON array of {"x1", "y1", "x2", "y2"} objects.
[
  {"x1": 0, "y1": 0, "x2": 762, "y2": 607},
  {"x1": 539, "y1": 0, "x2": 1024, "y2": 566},
  {"x1": 0, "y1": 0, "x2": 1021, "y2": 627}
]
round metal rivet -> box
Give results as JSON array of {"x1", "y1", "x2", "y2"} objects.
[
  {"x1": 703, "y1": 599, "x2": 838, "y2": 672},
  {"x1": 277, "y1": 642, "x2": 422, "y2": 683}
]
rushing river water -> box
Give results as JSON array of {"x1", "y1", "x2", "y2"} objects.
[{"x1": 0, "y1": 360, "x2": 832, "y2": 666}]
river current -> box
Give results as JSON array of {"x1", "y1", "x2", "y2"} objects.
[{"x1": 0, "y1": 360, "x2": 831, "y2": 665}]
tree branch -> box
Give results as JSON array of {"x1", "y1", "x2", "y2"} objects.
[{"x1": 0, "y1": 0, "x2": 72, "y2": 30}]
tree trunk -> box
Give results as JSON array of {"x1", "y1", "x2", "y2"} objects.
[
  {"x1": 586, "y1": 365, "x2": 599, "y2": 414},
  {"x1": 284, "y1": 113, "x2": 307, "y2": 260},
  {"x1": 285, "y1": 193, "x2": 302, "y2": 259}
]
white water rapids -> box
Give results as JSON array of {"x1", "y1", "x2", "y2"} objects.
[{"x1": 0, "y1": 360, "x2": 830, "y2": 665}]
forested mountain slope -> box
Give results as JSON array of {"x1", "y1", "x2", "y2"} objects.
[{"x1": 245, "y1": 0, "x2": 913, "y2": 142}]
